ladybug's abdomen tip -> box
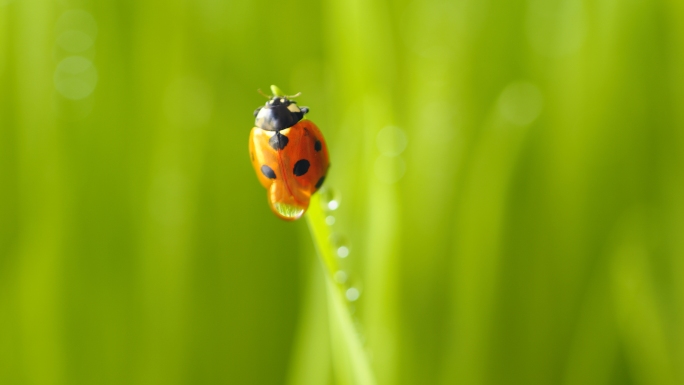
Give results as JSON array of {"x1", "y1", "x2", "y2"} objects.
[{"x1": 267, "y1": 181, "x2": 310, "y2": 221}]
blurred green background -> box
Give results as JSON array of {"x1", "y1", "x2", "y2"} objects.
[{"x1": 2, "y1": 0, "x2": 684, "y2": 384}]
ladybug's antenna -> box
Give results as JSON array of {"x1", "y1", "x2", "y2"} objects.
[
  {"x1": 257, "y1": 89, "x2": 270, "y2": 99},
  {"x1": 270, "y1": 85, "x2": 302, "y2": 100}
]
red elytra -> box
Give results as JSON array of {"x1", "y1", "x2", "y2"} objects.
[{"x1": 249, "y1": 90, "x2": 330, "y2": 221}]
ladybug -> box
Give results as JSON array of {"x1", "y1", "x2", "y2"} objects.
[{"x1": 249, "y1": 85, "x2": 330, "y2": 221}]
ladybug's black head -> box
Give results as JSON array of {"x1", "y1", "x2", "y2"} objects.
[{"x1": 253, "y1": 88, "x2": 309, "y2": 131}]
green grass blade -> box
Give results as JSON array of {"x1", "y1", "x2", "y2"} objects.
[{"x1": 306, "y1": 193, "x2": 377, "y2": 385}]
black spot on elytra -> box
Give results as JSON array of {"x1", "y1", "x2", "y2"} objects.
[
  {"x1": 314, "y1": 140, "x2": 322, "y2": 152},
  {"x1": 261, "y1": 165, "x2": 276, "y2": 179},
  {"x1": 269, "y1": 132, "x2": 289, "y2": 151},
  {"x1": 315, "y1": 176, "x2": 325, "y2": 189},
  {"x1": 293, "y1": 159, "x2": 310, "y2": 176}
]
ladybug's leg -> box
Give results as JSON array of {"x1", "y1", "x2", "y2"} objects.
[{"x1": 300, "y1": 107, "x2": 309, "y2": 115}]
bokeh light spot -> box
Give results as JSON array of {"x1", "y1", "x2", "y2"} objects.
[
  {"x1": 57, "y1": 30, "x2": 95, "y2": 53},
  {"x1": 328, "y1": 200, "x2": 339, "y2": 211},
  {"x1": 376, "y1": 126, "x2": 408, "y2": 156},
  {"x1": 54, "y1": 56, "x2": 98, "y2": 100},
  {"x1": 55, "y1": 10, "x2": 98, "y2": 53},
  {"x1": 526, "y1": 0, "x2": 586, "y2": 57},
  {"x1": 497, "y1": 81, "x2": 543, "y2": 126},
  {"x1": 374, "y1": 155, "x2": 406, "y2": 184},
  {"x1": 345, "y1": 287, "x2": 360, "y2": 302},
  {"x1": 337, "y1": 246, "x2": 350, "y2": 258},
  {"x1": 334, "y1": 270, "x2": 348, "y2": 284}
]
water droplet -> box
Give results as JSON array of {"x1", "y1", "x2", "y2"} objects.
[
  {"x1": 54, "y1": 56, "x2": 97, "y2": 100},
  {"x1": 337, "y1": 245, "x2": 350, "y2": 258},
  {"x1": 376, "y1": 126, "x2": 408, "y2": 156},
  {"x1": 272, "y1": 202, "x2": 305, "y2": 220},
  {"x1": 497, "y1": 81, "x2": 543, "y2": 126},
  {"x1": 346, "y1": 287, "x2": 360, "y2": 302},
  {"x1": 325, "y1": 215, "x2": 336, "y2": 226},
  {"x1": 354, "y1": 320, "x2": 366, "y2": 343},
  {"x1": 334, "y1": 270, "x2": 348, "y2": 284},
  {"x1": 318, "y1": 187, "x2": 341, "y2": 212},
  {"x1": 330, "y1": 234, "x2": 350, "y2": 258}
]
